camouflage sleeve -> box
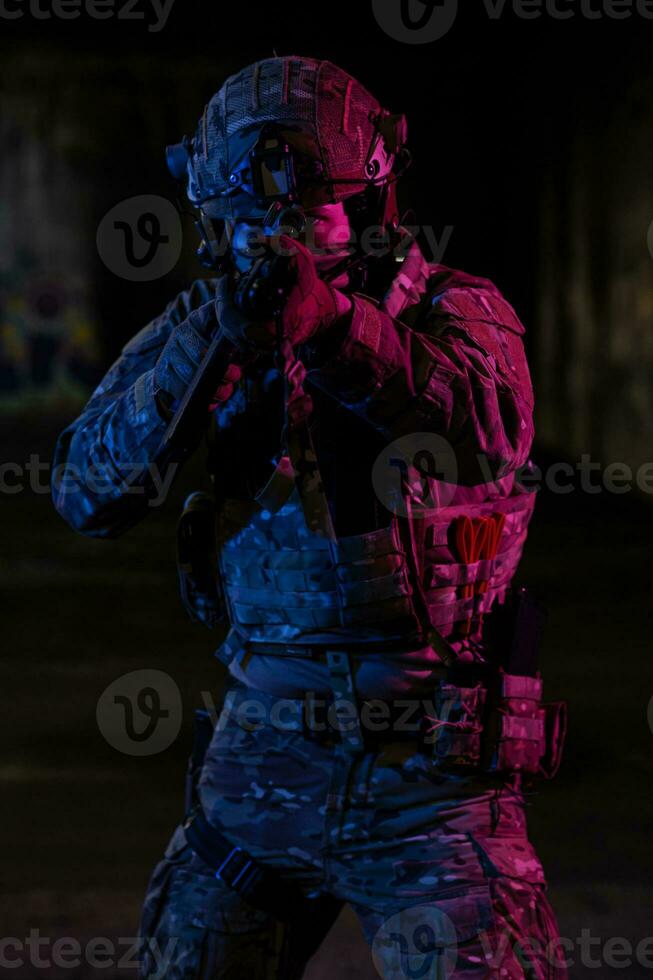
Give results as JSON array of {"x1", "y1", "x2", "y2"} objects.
[
  {"x1": 52, "y1": 279, "x2": 217, "y2": 538},
  {"x1": 305, "y1": 282, "x2": 535, "y2": 484}
]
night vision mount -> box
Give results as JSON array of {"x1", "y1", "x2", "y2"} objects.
[{"x1": 166, "y1": 126, "x2": 299, "y2": 210}]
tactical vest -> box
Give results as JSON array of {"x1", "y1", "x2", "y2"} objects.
[{"x1": 215, "y1": 470, "x2": 536, "y2": 650}]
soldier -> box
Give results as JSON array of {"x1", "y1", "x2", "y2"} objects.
[{"x1": 54, "y1": 57, "x2": 568, "y2": 979}]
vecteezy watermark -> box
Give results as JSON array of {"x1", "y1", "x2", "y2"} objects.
[
  {"x1": 647, "y1": 694, "x2": 653, "y2": 735},
  {"x1": 94, "y1": 684, "x2": 465, "y2": 757},
  {"x1": 5, "y1": 451, "x2": 653, "y2": 504},
  {"x1": 202, "y1": 690, "x2": 451, "y2": 744},
  {"x1": 97, "y1": 195, "x2": 183, "y2": 281},
  {"x1": 96, "y1": 669, "x2": 182, "y2": 756},
  {"x1": 1, "y1": 455, "x2": 179, "y2": 507},
  {"x1": 371, "y1": 438, "x2": 653, "y2": 519},
  {"x1": 0, "y1": 0, "x2": 176, "y2": 30},
  {"x1": 372, "y1": 0, "x2": 653, "y2": 43},
  {"x1": 373, "y1": 904, "x2": 459, "y2": 979},
  {"x1": 95, "y1": 199, "x2": 454, "y2": 281},
  {"x1": 371, "y1": 914, "x2": 653, "y2": 978},
  {"x1": 5, "y1": 449, "x2": 653, "y2": 506},
  {"x1": 215, "y1": 218, "x2": 455, "y2": 267},
  {"x1": 0, "y1": 932, "x2": 177, "y2": 972},
  {"x1": 479, "y1": 927, "x2": 653, "y2": 972}
]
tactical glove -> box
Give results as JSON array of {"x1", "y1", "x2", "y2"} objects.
[
  {"x1": 278, "y1": 236, "x2": 348, "y2": 347},
  {"x1": 214, "y1": 239, "x2": 350, "y2": 356},
  {"x1": 153, "y1": 301, "x2": 242, "y2": 415}
]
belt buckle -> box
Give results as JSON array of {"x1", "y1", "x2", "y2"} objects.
[{"x1": 215, "y1": 847, "x2": 260, "y2": 895}]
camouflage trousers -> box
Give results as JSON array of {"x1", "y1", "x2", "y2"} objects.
[{"x1": 139, "y1": 683, "x2": 568, "y2": 979}]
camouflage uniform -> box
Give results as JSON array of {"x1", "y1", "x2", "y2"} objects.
[
  {"x1": 53, "y1": 57, "x2": 567, "y2": 980},
  {"x1": 138, "y1": 685, "x2": 567, "y2": 980}
]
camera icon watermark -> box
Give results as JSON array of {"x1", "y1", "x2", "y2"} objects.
[
  {"x1": 372, "y1": 0, "x2": 459, "y2": 44},
  {"x1": 96, "y1": 195, "x2": 182, "y2": 282},
  {"x1": 372, "y1": 903, "x2": 459, "y2": 979},
  {"x1": 96, "y1": 669, "x2": 182, "y2": 756},
  {"x1": 372, "y1": 432, "x2": 459, "y2": 518}
]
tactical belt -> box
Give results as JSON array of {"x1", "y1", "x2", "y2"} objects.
[
  {"x1": 244, "y1": 636, "x2": 425, "y2": 658},
  {"x1": 215, "y1": 626, "x2": 426, "y2": 668}
]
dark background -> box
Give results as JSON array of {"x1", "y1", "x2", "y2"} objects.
[{"x1": 2, "y1": 2, "x2": 653, "y2": 977}]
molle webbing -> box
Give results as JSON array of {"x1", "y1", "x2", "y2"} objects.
[
  {"x1": 421, "y1": 491, "x2": 536, "y2": 637},
  {"x1": 219, "y1": 503, "x2": 416, "y2": 632},
  {"x1": 217, "y1": 486, "x2": 535, "y2": 641}
]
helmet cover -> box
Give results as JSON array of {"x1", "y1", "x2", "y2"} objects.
[{"x1": 182, "y1": 57, "x2": 406, "y2": 219}]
